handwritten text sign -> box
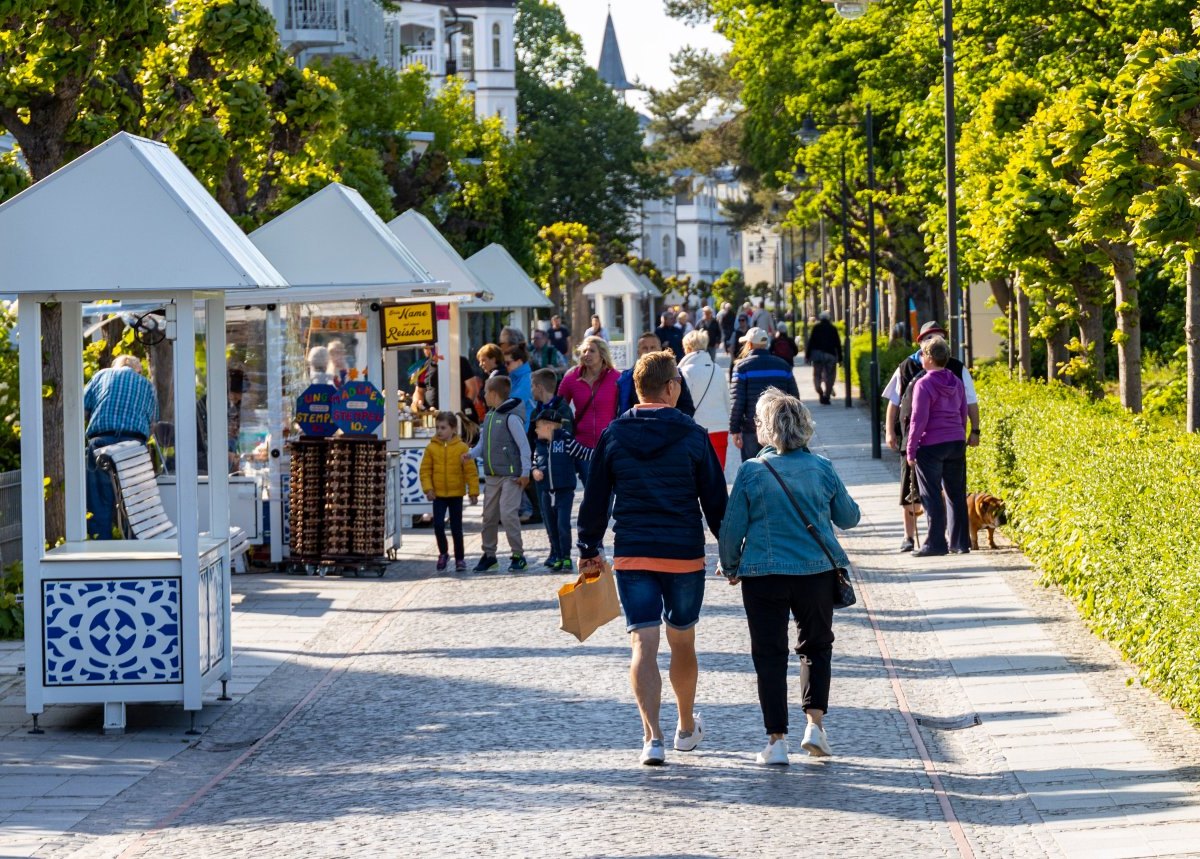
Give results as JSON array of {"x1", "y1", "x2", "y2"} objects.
[
  {"x1": 380, "y1": 302, "x2": 436, "y2": 349},
  {"x1": 296, "y1": 384, "x2": 338, "y2": 437},
  {"x1": 333, "y1": 380, "x2": 385, "y2": 436}
]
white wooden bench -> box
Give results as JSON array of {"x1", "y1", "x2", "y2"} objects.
[{"x1": 96, "y1": 440, "x2": 251, "y2": 572}]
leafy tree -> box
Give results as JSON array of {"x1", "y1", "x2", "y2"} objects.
[
  {"x1": 515, "y1": 0, "x2": 664, "y2": 241},
  {"x1": 711, "y1": 267, "x2": 748, "y2": 309},
  {"x1": 534, "y1": 222, "x2": 602, "y2": 333}
]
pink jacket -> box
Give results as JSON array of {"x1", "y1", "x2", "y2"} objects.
[
  {"x1": 558, "y1": 366, "x2": 619, "y2": 448},
  {"x1": 906, "y1": 368, "x2": 967, "y2": 461}
]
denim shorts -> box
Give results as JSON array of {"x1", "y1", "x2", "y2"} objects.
[{"x1": 614, "y1": 569, "x2": 706, "y2": 632}]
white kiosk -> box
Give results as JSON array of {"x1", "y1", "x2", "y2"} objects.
[
  {"x1": 387, "y1": 210, "x2": 487, "y2": 523},
  {"x1": 242, "y1": 184, "x2": 464, "y2": 564},
  {"x1": 583, "y1": 264, "x2": 661, "y2": 370},
  {"x1": 0, "y1": 132, "x2": 287, "y2": 733},
  {"x1": 465, "y1": 243, "x2": 553, "y2": 335}
]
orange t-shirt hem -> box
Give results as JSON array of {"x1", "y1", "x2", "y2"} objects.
[{"x1": 614, "y1": 557, "x2": 705, "y2": 573}]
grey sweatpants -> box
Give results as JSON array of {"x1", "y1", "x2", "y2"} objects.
[{"x1": 481, "y1": 474, "x2": 524, "y2": 557}]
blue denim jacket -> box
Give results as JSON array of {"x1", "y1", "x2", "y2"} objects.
[{"x1": 718, "y1": 446, "x2": 860, "y2": 577}]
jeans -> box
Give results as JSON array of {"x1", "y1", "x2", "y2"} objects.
[
  {"x1": 537, "y1": 483, "x2": 574, "y2": 561},
  {"x1": 741, "y1": 572, "x2": 836, "y2": 735},
  {"x1": 432, "y1": 497, "x2": 464, "y2": 560},
  {"x1": 86, "y1": 433, "x2": 141, "y2": 540},
  {"x1": 914, "y1": 439, "x2": 969, "y2": 553},
  {"x1": 740, "y1": 431, "x2": 762, "y2": 461}
]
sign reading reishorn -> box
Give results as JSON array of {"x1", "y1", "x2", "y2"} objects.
[{"x1": 380, "y1": 302, "x2": 436, "y2": 348}]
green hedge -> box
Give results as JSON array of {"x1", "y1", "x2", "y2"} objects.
[
  {"x1": 849, "y1": 333, "x2": 912, "y2": 407},
  {"x1": 968, "y1": 368, "x2": 1200, "y2": 722}
]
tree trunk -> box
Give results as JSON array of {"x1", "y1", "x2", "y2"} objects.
[
  {"x1": 41, "y1": 304, "x2": 66, "y2": 546},
  {"x1": 1048, "y1": 326, "x2": 1069, "y2": 382},
  {"x1": 1077, "y1": 295, "x2": 1106, "y2": 384},
  {"x1": 1188, "y1": 260, "x2": 1200, "y2": 432},
  {"x1": 889, "y1": 275, "x2": 906, "y2": 339},
  {"x1": 1110, "y1": 244, "x2": 1141, "y2": 412},
  {"x1": 569, "y1": 276, "x2": 589, "y2": 340},
  {"x1": 1016, "y1": 280, "x2": 1032, "y2": 380},
  {"x1": 988, "y1": 277, "x2": 1013, "y2": 314}
]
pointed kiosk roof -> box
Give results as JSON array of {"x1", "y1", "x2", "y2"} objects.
[
  {"x1": 583, "y1": 263, "x2": 656, "y2": 298},
  {"x1": 387, "y1": 209, "x2": 489, "y2": 299},
  {"x1": 598, "y1": 11, "x2": 633, "y2": 92},
  {"x1": 248, "y1": 183, "x2": 451, "y2": 303},
  {"x1": 465, "y1": 244, "x2": 552, "y2": 311},
  {"x1": 0, "y1": 132, "x2": 286, "y2": 296}
]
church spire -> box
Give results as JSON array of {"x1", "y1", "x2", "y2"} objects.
[{"x1": 598, "y1": 9, "x2": 632, "y2": 91}]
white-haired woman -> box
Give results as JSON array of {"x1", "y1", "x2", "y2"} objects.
[
  {"x1": 680, "y1": 329, "x2": 731, "y2": 468},
  {"x1": 718, "y1": 389, "x2": 860, "y2": 765}
]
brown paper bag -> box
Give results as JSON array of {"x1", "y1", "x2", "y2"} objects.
[{"x1": 557, "y1": 561, "x2": 621, "y2": 642}]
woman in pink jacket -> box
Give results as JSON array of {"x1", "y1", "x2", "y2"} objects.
[
  {"x1": 558, "y1": 335, "x2": 619, "y2": 486},
  {"x1": 905, "y1": 336, "x2": 969, "y2": 557}
]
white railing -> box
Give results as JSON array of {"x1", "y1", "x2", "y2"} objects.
[
  {"x1": 397, "y1": 47, "x2": 444, "y2": 75},
  {"x1": 284, "y1": 0, "x2": 340, "y2": 32}
]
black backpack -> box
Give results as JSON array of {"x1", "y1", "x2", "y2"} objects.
[{"x1": 896, "y1": 355, "x2": 966, "y2": 449}]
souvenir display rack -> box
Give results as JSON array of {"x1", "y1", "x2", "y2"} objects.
[{"x1": 287, "y1": 436, "x2": 388, "y2": 575}]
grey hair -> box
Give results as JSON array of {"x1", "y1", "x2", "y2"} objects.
[
  {"x1": 113, "y1": 354, "x2": 142, "y2": 372},
  {"x1": 683, "y1": 329, "x2": 709, "y2": 353},
  {"x1": 754, "y1": 388, "x2": 814, "y2": 452}
]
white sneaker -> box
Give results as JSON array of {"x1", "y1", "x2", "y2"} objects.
[
  {"x1": 756, "y1": 738, "x2": 790, "y2": 766},
  {"x1": 673, "y1": 713, "x2": 704, "y2": 752},
  {"x1": 801, "y1": 723, "x2": 832, "y2": 757},
  {"x1": 641, "y1": 739, "x2": 666, "y2": 766}
]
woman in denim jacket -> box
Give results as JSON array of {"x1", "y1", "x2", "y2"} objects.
[{"x1": 718, "y1": 388, "x2": 860, "y2": 765}]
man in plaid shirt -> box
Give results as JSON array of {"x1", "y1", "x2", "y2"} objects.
[{"x1": 84, "y1": 355, "x2": 159, "y2": 539}]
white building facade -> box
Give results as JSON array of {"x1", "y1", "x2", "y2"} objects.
[{"x1": 261, "y1": 0, "x2": 518, "y2": 133}]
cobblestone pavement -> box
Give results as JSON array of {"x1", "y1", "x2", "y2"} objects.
[{"x1": 3, "y1": 373, "x2": 1200, "y2": 858}]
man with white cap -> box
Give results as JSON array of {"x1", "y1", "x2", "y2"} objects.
[
  {"x1": 729, "y1": 326, "x2": 799, "y2": 459},
  {"x1": 882, "y1": 320, "x2": 980, "y2": 552}
]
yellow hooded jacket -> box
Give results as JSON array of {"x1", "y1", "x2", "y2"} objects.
[{"x1": 420, "y1": 436, "x2": 480, "y2": 499}]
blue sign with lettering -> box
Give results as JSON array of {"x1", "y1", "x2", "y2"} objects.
[
  {"x1": 333, "y1": 380, "x2": 385, "y2": 436},
  {"x1": 296, "y1": 384, "x2": 338, "y2": 437}
]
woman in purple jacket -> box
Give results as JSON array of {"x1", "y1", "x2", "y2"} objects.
[{"x1": 905, "y1": 336, "x2": 969, "y2": 556}]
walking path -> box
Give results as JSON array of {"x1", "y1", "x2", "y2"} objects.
[{"x1": 1, "y1": 376, "x2": 1198, "y2": 858}]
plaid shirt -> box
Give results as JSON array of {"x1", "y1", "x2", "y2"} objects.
[{"x1": 83, "y1": 366, "x2": 159, "y2": 439}]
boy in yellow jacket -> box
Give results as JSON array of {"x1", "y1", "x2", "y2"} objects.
[{"x1": 420, "y1": 412, "x2": 480, "y2": 571}]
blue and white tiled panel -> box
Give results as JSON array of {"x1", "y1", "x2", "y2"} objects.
[
  {"x1": 399, "y1": 448, "x2": 428, "y2": 506},
  {"x1": 199, "y1": 558, "x2": 226, "y2": 675},
  {"x1": 43, "y1": 578, "x2": 182, "y2": 686}
]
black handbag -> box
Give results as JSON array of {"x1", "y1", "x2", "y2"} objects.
[{"x1": 760, "y1": 458, "x2": 857, "y2": 610}]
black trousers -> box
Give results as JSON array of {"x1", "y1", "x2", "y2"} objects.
[
  {"x1": 914, "y1": 440, "x2": 970, "y2": 553},
  {"x1": 741, "y1": 572, "x2": 836, "y2": 735},
  {"x1": 432, "y1": 497, "x2": 465, "y2": 560}
]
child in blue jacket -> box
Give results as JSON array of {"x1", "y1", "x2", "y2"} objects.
[{"x1": 531, "y1": 412, "x2": 592, "y2": 571}]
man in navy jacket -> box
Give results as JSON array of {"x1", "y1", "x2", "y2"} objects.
[
  {"x1": 729, "y1": 327, "x2": 799, "y2": 459},
  {"x1": 578, "y1": 350, "x2": 728, "y2": 766}
]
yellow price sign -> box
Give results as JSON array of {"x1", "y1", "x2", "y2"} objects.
[{"x1": 380, "y1": 302, "x2": 437, "y2": 348}]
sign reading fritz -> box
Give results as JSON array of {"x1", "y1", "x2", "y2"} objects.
[{"x1": 380, "y1": 302, "x2": 436, "y2": 348}]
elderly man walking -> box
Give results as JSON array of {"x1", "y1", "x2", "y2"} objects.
[
  {"x1": 84, "y1": 355, "x2": 159, "y2": 539},
  {"x1": 577, "y1": 350, "x2": 728, "y2": 766}
]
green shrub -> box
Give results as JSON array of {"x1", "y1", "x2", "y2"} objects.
[
  {"x1": 969, "y1": 367, "x2": 1200, "y2": 722},
  {"x1": 0, "y1": 561, "x2": 21, "y2": 640},
  {"x1": 850, "y1": 333, "x2": 912, "y2": 407}
]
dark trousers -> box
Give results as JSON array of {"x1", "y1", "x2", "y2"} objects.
[
  {"x1": 741, "y1": 572, "x2": 836, "y2": 735},
  {"x1": 813, "y1": 361, "x2": 836, "y2": 400},
  {"x1": 432, "y1": 497, "x2": 465, "y2": 560},
  {"x1": 86, "y1": 432, "x2": 144, "y2": 540},
  {"x1": 537, "y1": 483, "x2": 574, "y2": 560},
  {"x1": 740, "y1": 431, "x2": 762, "y2": 461},
  {"x1": 914, "y1": 440, "x2": 969, "y2": 552},
  {"x1": 574, "y1": 457, "x2": 590, "y2": 488}
]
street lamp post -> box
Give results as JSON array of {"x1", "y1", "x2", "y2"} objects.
[
  {"x1": 839, "y1": 151, "x2": 852, "y2": 409},
  {"x1": 866, "y1": 105, "x2": 881, "y2": 458},
  {"x1": 824, "y1": 0, "x2": 961, "y2": 362}
]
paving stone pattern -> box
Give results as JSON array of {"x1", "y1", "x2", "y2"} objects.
[{"x1": 2, "y1": 369, "x2": 1199, "y2": 858}]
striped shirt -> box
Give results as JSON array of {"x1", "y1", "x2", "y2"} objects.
[{"x1": 83, "y1": 367, "x2": 159, "y2": 439}]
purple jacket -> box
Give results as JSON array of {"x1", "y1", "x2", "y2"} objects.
[{"x1": 906, "y1": 368, "x2": 967, "y2": 461}]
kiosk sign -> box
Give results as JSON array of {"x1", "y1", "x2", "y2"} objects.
[
  {"x1": 333, "y1": 380, "x2": 385, "y2": 435},
  {"x1": 380, "y1": 302, "x2": 436, "y2": 348},
  {"x1": 296, "y1": 384, "x2": 338, "y2": 437}
]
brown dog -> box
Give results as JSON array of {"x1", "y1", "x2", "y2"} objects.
[{"x1": 966, "y1": 492, "x2": 1007, "y2": 550}]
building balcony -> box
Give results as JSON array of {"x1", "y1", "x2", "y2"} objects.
[
  {"x1": 277, "y1": 0, "x2": 343, "y2": 50},
  {"x1": 397, "y1": 47, "x2": 445, "y2": 76}
]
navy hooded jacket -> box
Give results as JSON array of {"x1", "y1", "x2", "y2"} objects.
[
  {"x1": 729, "y1": 349, "x2": 799, "y2": 434},
  {"x1": 577, "y1": 406, "x2": 728, "y2": 563}
]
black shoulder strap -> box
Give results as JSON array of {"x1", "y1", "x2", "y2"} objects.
[{"x1": 759, "y1": 457, "x2": 840, "y2": 571}]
